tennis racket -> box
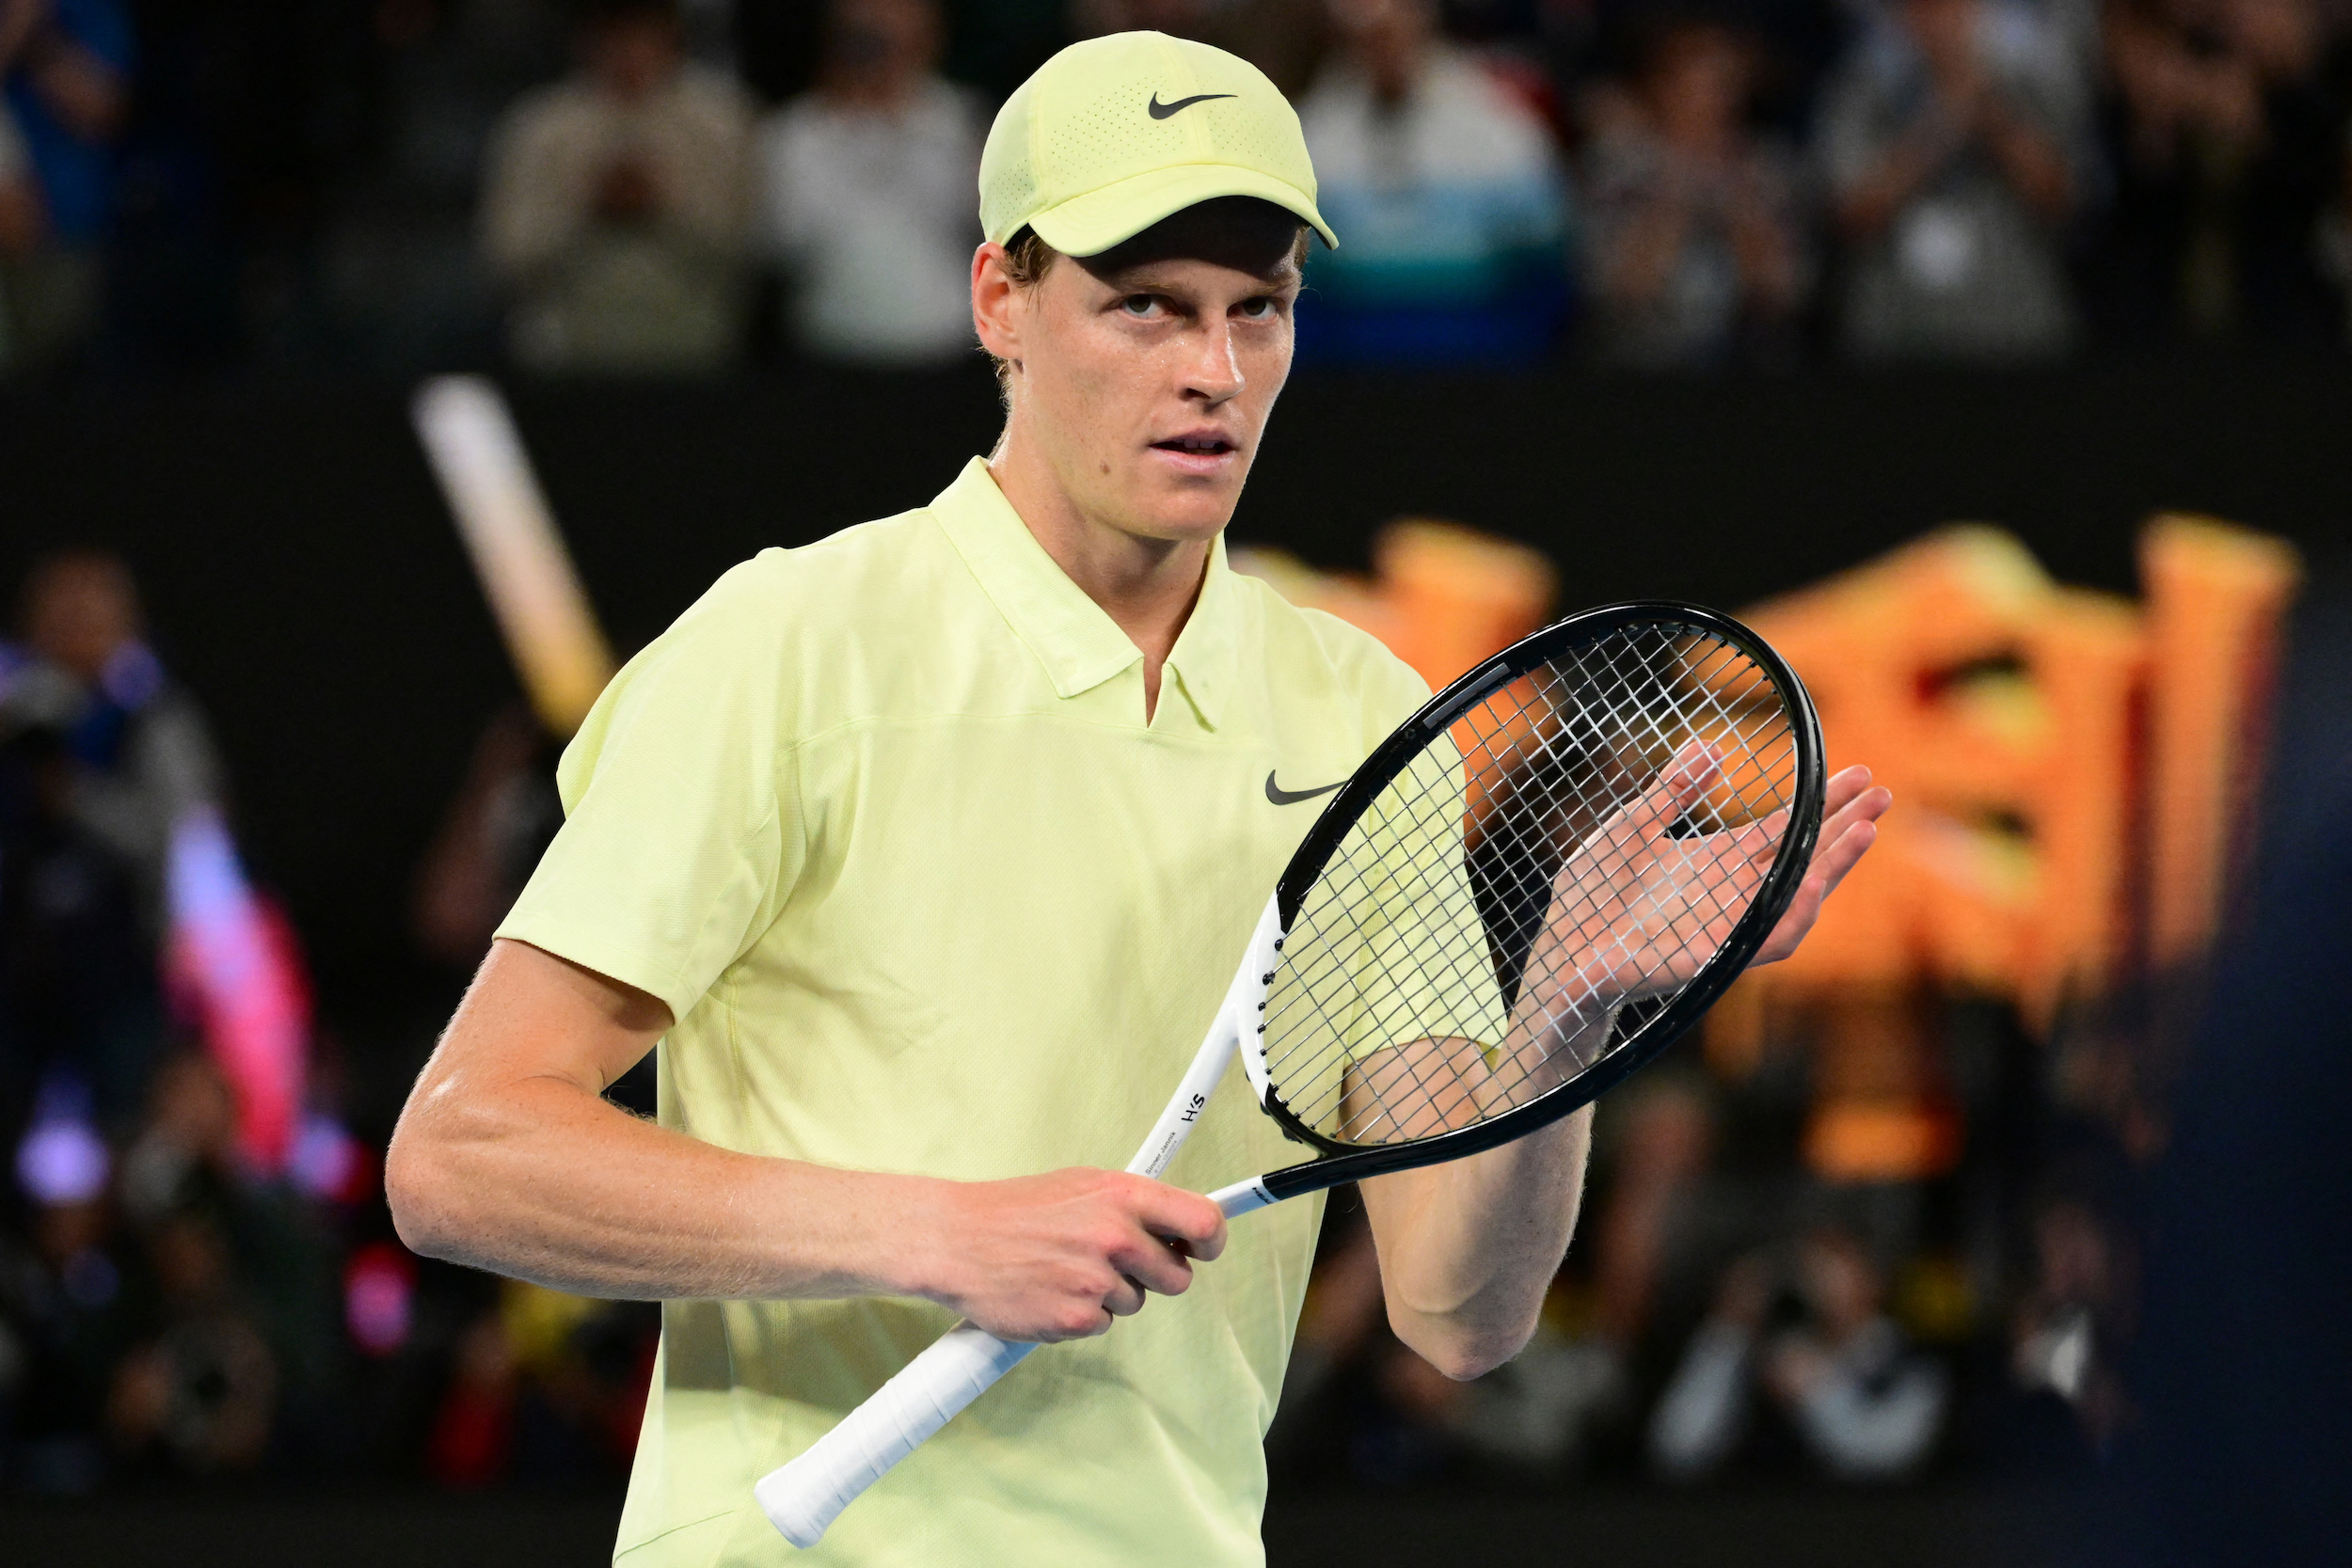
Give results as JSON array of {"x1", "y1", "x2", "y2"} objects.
[{"x1": 755, "y1": 600, "x2": 1823, "y2": 1546}]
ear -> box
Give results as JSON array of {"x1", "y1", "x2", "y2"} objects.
[{"x1": 972, "y1": 242, "x2": 1025, "y2": 366}]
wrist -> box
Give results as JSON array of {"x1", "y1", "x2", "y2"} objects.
[{"x1": 871, "y1": 1174, "x2": 972, "y2": 1308}]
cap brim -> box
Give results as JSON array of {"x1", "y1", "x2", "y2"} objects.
[{"x1": 1025, "y1": 163, "x2": 1338, "y2": 257}]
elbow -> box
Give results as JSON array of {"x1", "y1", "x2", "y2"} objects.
[
  {"x1": 1391, "y1": 1311, "x2": 1539, "y2": 1384},
  {"x1": 383, "y1": 1124, "x2": 464, "y2": 1261},
  {"x1": 1422, "y1": 1335, "x2": 1525, "y2": 1384}
]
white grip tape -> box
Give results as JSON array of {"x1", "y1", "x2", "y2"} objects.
[
  {"x1": 755, "y1": 1323, "x2": 1036, "y2": 1547},
  {"x1": 1209, "y1": 1177, "x2": 1277, "y2": 1218}
]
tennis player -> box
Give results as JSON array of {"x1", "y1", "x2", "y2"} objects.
[{"x1": 387, "y1": 30, "x2": 1888, "y2": 1567}]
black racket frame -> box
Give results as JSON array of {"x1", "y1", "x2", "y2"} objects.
[{"x1": 1252, "y1": 601, "x2": 1825, "y2": 1203}]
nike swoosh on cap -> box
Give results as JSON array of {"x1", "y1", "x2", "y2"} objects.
[
  {"x1": 1148, "y1": 92, "x2": 1236, "y2": 119},
  {"x1": 1265, "y1": 771, "x2": 1344, "y2": 806}
]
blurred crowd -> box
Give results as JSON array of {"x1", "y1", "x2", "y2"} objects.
[
  {"x1": 0, "y1": 552, "x2": 656, "y2": 1495},
  {"x1": 1, "y1": 0, "x2": 2349, "y2": 378}
]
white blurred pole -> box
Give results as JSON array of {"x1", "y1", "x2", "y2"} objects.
[{"x1": 412, "y1": 375, "x2": 616, "y2": 736}]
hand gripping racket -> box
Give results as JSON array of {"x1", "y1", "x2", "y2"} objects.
[{"x1": 755, "y1": 601, "x2": 1823, "y2": 1545}]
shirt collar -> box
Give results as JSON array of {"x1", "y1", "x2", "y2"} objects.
[{"x1": 930, "y1": 457, "x2": 1240, "y2": 730}]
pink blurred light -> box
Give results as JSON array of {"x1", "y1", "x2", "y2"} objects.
[
  {"x1": 166, "y1": 808, "x2": 310, "y2": 1172},
  {"x1": 345, "y1": 1241, "x2": 418, "y2": 1356}
]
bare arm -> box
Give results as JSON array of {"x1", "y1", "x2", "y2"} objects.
[
  {"x1": 1361, "y1": 764, "x2": 1890, "y2": 1379},
  {"x1": 386, "y1": 939, "x2": 1226, "y2": 1342}
]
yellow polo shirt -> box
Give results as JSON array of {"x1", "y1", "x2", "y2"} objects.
[{"x1": 497, "y1": 458, "x2": 1431, "y2": 1567}]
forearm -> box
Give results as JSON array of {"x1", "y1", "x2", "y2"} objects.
[
  {"x1": 390, "y1": 940, "x2": 1232, "y2": 1341},
  {"x1": 388, "y1": 1075, "x2": 938, "y2": 1302},
  {"x1": 1359, "y1": 1101, "x2": 1592, "y2": 1380}
]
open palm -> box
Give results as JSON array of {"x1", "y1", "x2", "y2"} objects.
[{"x1": 1520, "y1": 744, "x2": 1890, "y2": 1031}]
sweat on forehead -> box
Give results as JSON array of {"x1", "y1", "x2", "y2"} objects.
[{"x1": 1073, "y1": 197, "x2": 1310, "y2": 283}]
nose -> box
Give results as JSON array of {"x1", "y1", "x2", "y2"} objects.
[{"x1": 1180, "y1": 316, "x2": 1245, "y2": 406}]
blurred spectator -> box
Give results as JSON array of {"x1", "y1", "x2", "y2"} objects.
[
  {"x1": 1581, "y1": 19, "x2": 1808, "y2": 369},
  {"x1": 0, "y1": 0, "x2": 130, "y2": 370},
  {"x1": 105, "y1": 1206, "x2": 278, "y2": 1474},
  {"x1": 1819, "y1": 0, "x2": 2091, "y2": 361},
  {"x1": 2002, "y1": 1193, "x2": 2131, "y2": 1464},
  {"x1": 1650, "y1": 1225, "x2": 1947, "y2": 1480},
  {"x1": 4, "y1": 550, "x2": 223, "y2": 928},
  {"x1": 754, "y1": 0, "x2": 980, "y2": 366},
  {"x1": 426, "y1": 1281, "x2": 653, "y2": 1487},
  {"x1": 0, "y1": 718, "x2": 158, "y2": 1147},
  {"x1": 1072, "y1": 0, "x2": 1334, "y2": 100},
  {"x1": 0, "y1": 1095, "x2": 135, "y2": 1493},
  {"x1": 113, "y1": 1053, "x2": 337, "y2": 1467},
  {"x1": 323, "y1": 0, "x2": 572, "y2": 372},
  {"x1": 1296, "y1": 0, "x2": 1574, "y2": 364},
  {"x1": 2093, "y1": 0, "x2": 2352, "y2": 345},
  {"x1": 478, "y1": 0, "x2": 755, "y2": 373},
  {"x1": 412, "y1": 706, "x2": 566, "y2": 971},
  {"x1": 0, "y1": 552, "x2": 215, "y2": 1140}
]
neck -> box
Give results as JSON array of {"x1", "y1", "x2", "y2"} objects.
[
  {"x1": 827, "y1": 69, "x2": 917, "y2": 110},
  {"x1": 987, "y1": 426, "x2": 1212, "y2": 722}
]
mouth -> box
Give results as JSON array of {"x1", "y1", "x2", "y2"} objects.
[{"x1": 1148, "y1": 431, "x2": 1242, "y2": 473}]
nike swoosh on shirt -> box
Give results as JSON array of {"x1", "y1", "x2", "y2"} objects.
[
  {"x1": 1148, "y1": 92, "x2": 1237, "y2": 119},
  {"x1": 1265, "y1": 771, "x2": 1344, "y2": 806}
]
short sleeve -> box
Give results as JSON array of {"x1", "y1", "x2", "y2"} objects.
[
  {"x1": 1330, "y1": 733, "x2": 1514, "y2": 1061},
  {"x1": 1264, "y1": 732, "x2": 1514, "y2": 1137},
  {"x1": 496, "y1": 554, "x2": 803, "y2": 1022}
]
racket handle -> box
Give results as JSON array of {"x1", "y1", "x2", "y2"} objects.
[
  {"x1": 754, "y1": 1323, "x2": 1035, "y2": 1547},
  {"x1": 1210, "y1": 1177, "x2": 1276, "y2": 1217}
]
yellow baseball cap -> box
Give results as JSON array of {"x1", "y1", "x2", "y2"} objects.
[{"x1": 979, "y1": 31, "x2": 1337, "y2": 257}]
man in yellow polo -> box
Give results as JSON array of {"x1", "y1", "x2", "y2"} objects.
[{"x1": 386, "y1": 30, "x2": 1886, "y2": 1567}]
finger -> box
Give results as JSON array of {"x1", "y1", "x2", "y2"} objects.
[
  {"x1": 1624, "y1": 740, "x2": 1723, "y2": 838},
  {"x1": 1819, "y1": 781, "x2": 1893, "y2": 845},
  {"x1": 1109, "y1": 1230, "x2": 1198, "y2": 1297},
  {"x1": 1806, "y1": 817, "x2": 1882, "y2": 902},
  {"x1": 1753, "y1": 816, "x2": 1880, "y2": 964},
  {"x1": 1103, "y1": 1275, "x2": 1148, "y2": 1318},
  {"x1": 1657, "y1": 740, "x2": 1724, "y2": 817},
  {"x1": 1820, "y1": 765, "x2": 1875, "y2": 821},
  {"x1": 1131, "y1": 1181, "x2": 1228, "y2": 1263}
]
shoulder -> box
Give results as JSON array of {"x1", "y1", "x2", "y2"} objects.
[
  {"x1": 915, "y1": 77, "x2": 985, "y2": 133},
  {"x1": 488, "y1": 80, "x2": 599, "y2": 150},
  {"x1": 559, "y1": 508, "x2": 959, "y2": 797},
  {"x1": 1424, "y1": 54, "x2": 1557, "y2": 172},
  {"x1": 671, "y1": 67, "x2": 755, "y2": 135},
  {"x1": 1234, "y1": 573, "x2": 1432, "y2": 736},
  {"x1": 676, "y1": 65, "x2": 752, "y2": 110},
  {"x1": 673, "y1": 507, "x2": 951, "y2": 644}
]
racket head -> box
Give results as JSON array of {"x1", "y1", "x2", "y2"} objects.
[{"x1": 1245, "y1": 602, "x2": 1823, "y2": 1196}]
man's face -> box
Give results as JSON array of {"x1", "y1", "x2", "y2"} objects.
[
  {"x1": 585, "y1": 13, "x2": 681, "y2": 100},
  {"x1": 977, "y1": 199, "x2": 1303, "y2": 546},
  {"x1": 26, "y1": 555, "x2": 138, "y2": 683}
]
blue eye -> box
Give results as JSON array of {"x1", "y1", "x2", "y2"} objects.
[{"x1": 1121, "y1": 295, "x2": 1160, "y2": 317}]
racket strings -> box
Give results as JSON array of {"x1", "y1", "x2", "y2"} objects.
[{"x1": 1262, "y1": 625, "x2": 1799, "y2": 1148}]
